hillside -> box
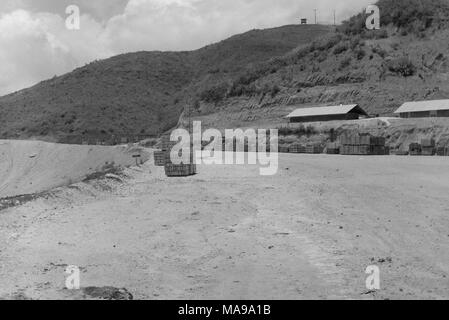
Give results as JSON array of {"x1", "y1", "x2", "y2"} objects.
[
  {"x1": 0, "y1": 52, "x2": 193, "y2": 142},
  {"x1": 3, "y1": 0, "x2": 449, "y2": 143},
  {"x1": 178, "y1": 0, "x2": 449, "y2": 131},
  {"x1": 0, "y1": 24, "x2": 332, "y2": 143}
]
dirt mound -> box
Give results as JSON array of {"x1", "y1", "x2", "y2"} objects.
[
  {"x1": 82, "y1": 287, "x2": 133, "y2": 300},
  {"x1": 0, "y1": 140, "x2": 149, "y2": 198}
]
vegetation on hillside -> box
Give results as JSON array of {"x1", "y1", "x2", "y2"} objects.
[
  {"x1": 339, "y1": 0, "x2": 449, "y2": 37},
  {"x1": 0, "y1": 25, "x2": 331, "y2": 142},
  {"x1": 2, "y1": 0, "x2": 449, "y2": 141},
  {"x1": 194, "y1": 0, "x2": 449, "y2": 108}
]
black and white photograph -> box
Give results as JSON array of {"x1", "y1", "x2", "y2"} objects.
[{"x1": 0, "y1": 0, "x2": 448, "y2": 304}]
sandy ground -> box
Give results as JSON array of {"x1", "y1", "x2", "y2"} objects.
[
  {"x1": 0, "y1": 140, "x2": 149, "y2": 198},
  {"x1": 0, "y1": 153, "x2": 448, "y2": 300}
]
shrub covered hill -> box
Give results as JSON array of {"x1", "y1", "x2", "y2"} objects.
[
  {"x1": 181, "y1": 0, "x2": 449, "y2": 130},
  {"x1": 0, "y1": 24, "x2": 331, "y2": 142},
  {"x1": 2, "y1": 0, "x2": 449, "y2": 142}
]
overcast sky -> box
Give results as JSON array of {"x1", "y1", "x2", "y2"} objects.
[{"x1": 0, "y1": 0, "x2": 372, "y2": 95}]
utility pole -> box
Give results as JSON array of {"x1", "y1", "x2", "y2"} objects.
[
  {"x1": 187, "y1": 103, "x2": 192, "y2": 135},
  {"x1": 314, "y1": 9, "x2": 317, "y2": 24},
  {"x1": 333, "y1": 10, "x2": 336, "y2": 26}
]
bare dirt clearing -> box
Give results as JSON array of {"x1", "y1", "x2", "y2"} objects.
[{"x1": 0, "y1": 154, "x2": 448, "y2": 300}]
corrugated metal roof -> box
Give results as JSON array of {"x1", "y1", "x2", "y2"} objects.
[
  {"x1": 395, "y1": 99, "x2": 449, "y2": 113},
  {"x1": 286, "y1": 104, "x2": 364, "y2": 118}
]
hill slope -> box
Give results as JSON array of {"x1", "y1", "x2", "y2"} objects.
[
  {"x1": 175, "y1": 0, "x2": 449, "y2": 131},
  {"x1": 0, "y1": 24, "x2": 332, "y2": 142},
  {"x1": 4, "y1": 0, "x2": 449, "y2": 141}
]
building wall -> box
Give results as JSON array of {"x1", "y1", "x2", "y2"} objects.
[
  {"x1": 289, "y1": 112, "x2": 360, "y2": 123},
  {"x1": 399, "y1": 110, "x2": 449, "y2": 118},
  {"x1": 400, "y1": 111, "x2": 429, "y2": 118},
  {"x1": 437, "y1": 110, "x2": 449, "y2": 117}
]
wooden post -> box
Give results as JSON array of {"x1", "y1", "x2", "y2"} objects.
[{"x1": 133, "y1": 154, "x2": 141, "y2": 166}]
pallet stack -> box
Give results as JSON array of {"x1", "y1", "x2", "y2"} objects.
[
  {"x1": 289, "y1": 144, "x2": 306, "y2": 154},
  {"x1": 421, "y1": 139, "x2": 435, "y2": 156},
  {"x1": 278, "y1": 146, "x2": 290, "y2": 153},
  {"x1": 340, "y1": 134, "x2": 387, "y2": 155},
  {"x1": 161, "y1": 135, "x2": 178, "y2": 152},
  {"x1": 394, "y1": 150, "x2": 410, "y2": 156},
  {"x1": 164, "y1": 156, "x2": 197, "y2": 177},
  {"x1": 160, "y1": 135, "x2": 197, "y2": 177},
  {"x1": 154, "y1": 151, "x2": 166, "y2": 166},
  {"x1": 164, "y1": 163, "x2": 197, "y2": 177},
  {"x1": 326, "y1": 142, "x2": 340, "y2": 154},
  {"x1": 409, "y1": 143, "x2": 422, "y2": 156},
  {"x1": 221, "y1": 137, "x2": 273, "y2": 153},
  {"x1": 305, "y1": 144, "x2": 324, "y2": 154}
]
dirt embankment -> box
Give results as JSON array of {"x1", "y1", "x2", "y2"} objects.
[{"x1": 0, "y1": 140, "x2": 150, "y2": 199}]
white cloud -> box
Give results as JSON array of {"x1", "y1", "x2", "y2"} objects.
[
  {"x1": 0, "y1": 9, "x2": 112, "y2": 95},
  {"x1": 0, "y1": 0, "x2": 372, "y2": 95},
  {"x1": 0, "y1": 10, "x2": 68, "y2": 94}
]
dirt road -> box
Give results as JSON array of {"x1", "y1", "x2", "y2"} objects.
[{"x1": 0, "y1": 154, "x2": 448, "y2": 299}]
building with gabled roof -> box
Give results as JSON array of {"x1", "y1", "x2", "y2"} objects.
[
  {"x1": 394, "y1": 99, "x2": 449, "y2": 118},
  {"x1": 286, "y1": 104, "x2": 369, "y2": 123}
]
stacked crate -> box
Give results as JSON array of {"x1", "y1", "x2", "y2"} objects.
[
  {"x1": 409, "y1": 143, "x2": 422, "y2": 156},
  {"x1": 278, "y1": 146, "x2": 290, "y2": 153},
  {"x1": 436, "y1": 143, "x2": 449, "y2": 156},
  {"x1": 340, "y1": 144, "x2": 349, "y2": 155},
  {"x1": 154, "y1": 151, "x2": 166, "y2": 166},
  {"x1": 340, "y1": 134, "x2": 387, "y2": 155},
  {"x1": 164, "y1": 164, "x2": 197, "y2": 177},
  {"x1": 436, "y1": 147, "x2": 445, "y2": 156},
  {"x1": 326, "y1": 142, "x2": 340, "y2": 154},
  {"x1": 421, "y1": 139, "x2": 435, "y2": 156},
  {"x1": 394, "y1": 150, "x2": 409, "y2": 156},
  {"x1": 289, "y1": 144, "x2": 306, "y2": 154},
  {"x1": 161, "y1": 135, "x2": 178, "y2": 152},
  {"x1": 305, "y1": 144, "x2": 324, "y2": 154},
  {"x1": 221, "y1": 137, "x2": 269, "y2": 153},
  {"x1": 161, "y1": 135, "x2": 197, "y2": 177},
  {"x1": 340, "y1": 134, "x2": 352, "y2": 155}
]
